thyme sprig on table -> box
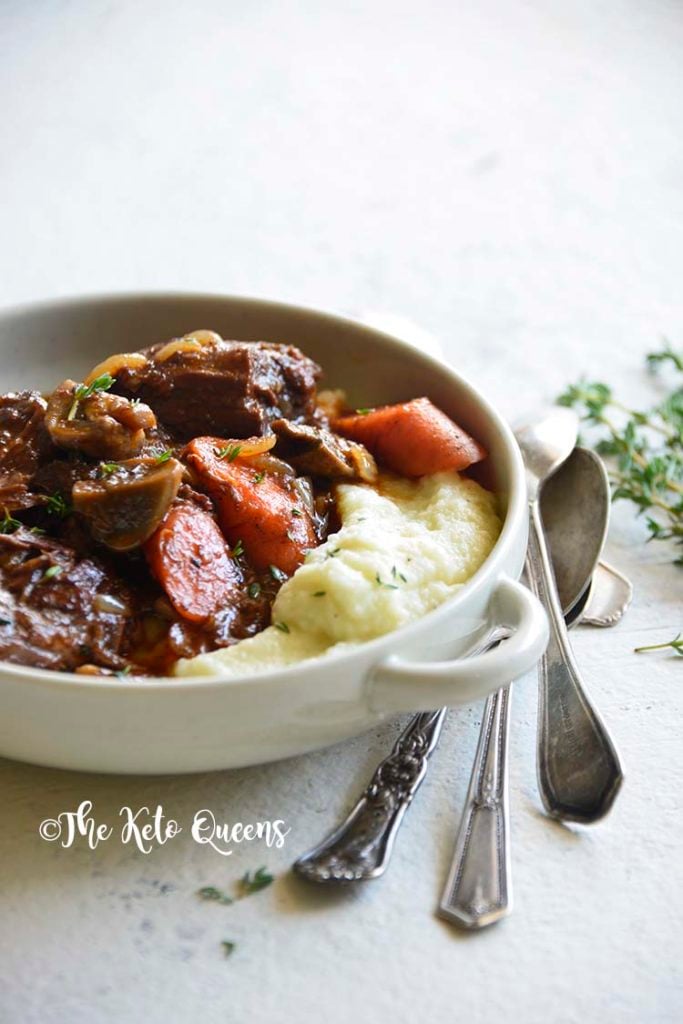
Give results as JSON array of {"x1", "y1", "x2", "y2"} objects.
[
  {"x1": 558, "y1": 343, "x2": 682, "y2": 656},
  {"x1": 635, "y1": 634, "x2": 683, "y2": 657},
  {"x1": 558, "y1": 343, "x2": 683, "y2": 562}
]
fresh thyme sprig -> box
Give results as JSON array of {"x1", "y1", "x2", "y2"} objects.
[
  {"x1": 559, "y1": 344, "x2": 682, "y2": 659},
  {"x1": 634, "y1": 634, "x2": 683, "y2": 657},
  {"x1": 558, "y1": 344, "x2": 683, "y2": 564}
]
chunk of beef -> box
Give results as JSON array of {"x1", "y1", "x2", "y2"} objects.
[
  {"x1": 272, "y1": 418, "x2": 378, "y2": 482},
  {"x1": 0, "y1": 391, "x2": 55, "y2": 512},
  {"x1": 115, "y1": 337, "x2": 321, "y2": 438},
  {"x1": 45, "y1": 381, "x2": 157, "y2": 460},
  {"x1": 0, "y1": 528, "x2": 135, "y2": 671}
]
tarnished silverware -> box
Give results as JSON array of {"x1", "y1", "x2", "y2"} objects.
[
  {"x1": 293, "y1": 630, "x2": 508, "y2": 884},
  {"x1": 438, "y1": 444, "x2": 617, "y2": 928},
  {"x1": 515, "y1": 412, "x2": 624, "y2": 825},
  {"x1": 438, "y1": 579, "x2": 590, "y2": 928},
  {"x1": 293, "y1": 709, "x2": 447, "y2": 883},
  {"x1": 581, "y1": 560, "x2": 633, "y2": 627},
  {"x1": 438, "y1": 684, "x2": 511, "y2": 928}
]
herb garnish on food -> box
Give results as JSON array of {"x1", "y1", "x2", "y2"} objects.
[
  {"x1": 43, "y1": 565, "x2": 63, "y2": 581},
  {"x1": 274, "y1": 621, "x2": 290, "y2": 633},
  {"x1": 155, "y1": 449, "x2": 173, "y2": 464},
  {"x1": 232, "y1": 539, "x2": 244, "y2": 558},
  {"x1": 0, "y1": 511, "x2": 20, "y2": 534},
  {"x1": 46, "y1": 492, "x2": 71, "y2": 518},
  {"x1": 67, "y1": 373, "x2": 115, "y2": 420},
  {"x1": 216, "y1": 444, "x2": 242, "y2": 462}
]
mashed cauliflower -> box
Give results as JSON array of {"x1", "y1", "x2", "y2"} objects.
[{"x1": 175, "y1": 471, "x2": 501, "y2": 677}]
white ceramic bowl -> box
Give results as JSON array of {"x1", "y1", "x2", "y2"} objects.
[{"x1": 0, "y1": 293, "x2": 548, "y2": 774}]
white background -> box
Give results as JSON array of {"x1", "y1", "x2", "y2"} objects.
[{"x1": 0, "y1": 2, "x2": 682, "y2": 1022}]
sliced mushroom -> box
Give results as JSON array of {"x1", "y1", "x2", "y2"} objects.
[
  {"x1": 45, "y1": 380, "x2": 157, "y2": 460},
  {"x1": 72, "y1": 456, "x2": 183, "y2": 551},
  {"x1": 272, "y1": 418, "x2": 377, "y2": 482}
]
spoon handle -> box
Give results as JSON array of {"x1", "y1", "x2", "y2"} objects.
[
  {"x1": 526, "y1": 502, "x2": 624, "y2": 823},
  {"x1": 292, "y1": 708, "x2": 447, "y2": 883},
  {"x1": 438, "y1": 685, "x2": 512, "y2": 929}
]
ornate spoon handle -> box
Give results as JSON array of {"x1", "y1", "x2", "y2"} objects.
[
  {"x1": 438, "y1": 685, "x2": 512, "y2": 928},
  {"x1": 293, "y1": 708, "x2": 447, "y2": 882},
  {"x1": 527, "y1": 502, "x2": 624, "y2": 823}
]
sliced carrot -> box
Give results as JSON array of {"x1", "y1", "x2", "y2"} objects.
[
  {"x1": 334, "y1": 397, "x2": 487, "y2": 477},
  {"x1": 183, "y1": 437, "x2": 318, "y2": 576},
  {"x1": 144, "y1": 501, "x2": 241, "y2": 623}
]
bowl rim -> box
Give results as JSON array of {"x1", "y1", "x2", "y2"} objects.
[{"x1": 0, "y1": 289, "x2": 526, "y2": 692}]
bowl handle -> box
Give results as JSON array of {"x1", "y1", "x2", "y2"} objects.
[{"x1": 368, "y1": 576, "x2": 548, "y2": 714}]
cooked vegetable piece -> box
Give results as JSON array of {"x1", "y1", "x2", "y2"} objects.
[
  {"x1": 334, "y1": 397, "x2": 487, "y2": 476},
  {"x1": 144, "y1": 501, "x2": 242, "y2": 623},
  {"x1": 184, "y1": 437, "x2": 318, "y2": 575},
  {"x1": 73, "y1": 456, "x2": 183, "y2": 551},
  {"x1": 272, "y1": 418, "x2": 377, "y2": 482},
  {"x1": 45, "y1": 380, "x2": 157, "y2": 460}
]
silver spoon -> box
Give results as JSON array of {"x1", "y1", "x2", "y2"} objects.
[
  {"x1": 516, "y1": 410, "x2": 624, "y2": 824},
  {"x1": 438, "y1": 447, "x2": 610, "y2": 928}
]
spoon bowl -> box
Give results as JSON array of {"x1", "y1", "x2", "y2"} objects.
[
  {"x1": 541, "y1": 447, "x2": 610, "y2": 616},
  {"x1": 515, "y1": 407, "x2": 579, "y2": 501}
]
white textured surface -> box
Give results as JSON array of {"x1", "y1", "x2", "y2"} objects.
[{"x1": 1, "y1": 2, "x2": 682, "y2": 1022}]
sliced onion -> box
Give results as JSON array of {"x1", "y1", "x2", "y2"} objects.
[
  {"x1": 93, "y1": 593, "x2": 129, "y2": 615},
  {"x1": 84, "y1": 353, "x2": 149, "y2": 385},
  {"x1": 154, "y1": 329, "x2": 222, "y2": 363},
  {"x1": 226, "y1": 434, "x2": 276, "y2": 458},
  {"x1": 291, "y1": 475, "x2": 315, "y2": 516},
  {"x1": 247, "y1": 451, "x2": 294, "y2": 477}
]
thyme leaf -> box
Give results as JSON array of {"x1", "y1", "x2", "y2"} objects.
[
  {"x1": 197, "y1": 885, "x2": 234, "y2": 905},
  {"x1": 216, "y1": 444, "x2": 242, "y2": 462},
  {"x1": 239, "y1": 867, "x2": 274, "y2": 896},
  {"x1": 46, "y1": 493, "x2": 71, "y2": 518},
  {"x1": 67, "y1": 373, "x2": 115, "y2": 420},
  {"x1": 0, "y1": 511, "x2": 21, "y2": 534}
]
